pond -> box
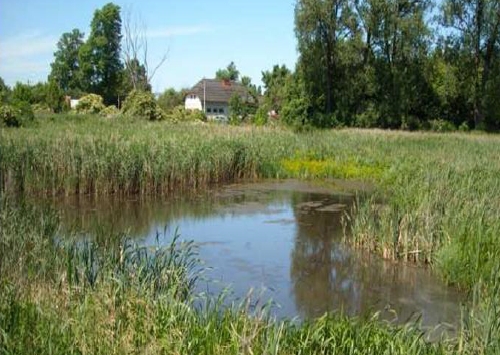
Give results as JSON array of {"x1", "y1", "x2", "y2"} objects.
[{"x1": 48, "y1": 180, "x2": 463, "y2": 335}]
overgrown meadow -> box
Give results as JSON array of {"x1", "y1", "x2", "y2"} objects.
[{"x1": 1, "y1": 115, "x2": 499, "y2": 354}]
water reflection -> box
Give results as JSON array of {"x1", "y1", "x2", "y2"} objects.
[
  {"x1": 290, "y1": 192, "x2": 461, "y2": 330},
  {"x1": 44, "y1": 181, "x2": 463, "y2": 332}
]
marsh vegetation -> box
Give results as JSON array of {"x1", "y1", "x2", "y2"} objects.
[{"x1": 1, "y1": 117, "x2": 500, "y2": 353}]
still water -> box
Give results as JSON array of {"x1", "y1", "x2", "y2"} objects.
[{"x1": 50, "y1": 180, "x2": 463, "y2": 334}]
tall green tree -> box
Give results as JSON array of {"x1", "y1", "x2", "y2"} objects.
[
  {"x1": 441, "y1": 0, "x2": 500, "y2": 128},
  {"x1": 216, "y1": 62, "x2": 240, "y2": 81},
  {"x1": 49, "y1": 29, "x2": 84, "y2": 96},
  {"x1": 295, "y1": 0, "x2": 359, "y2": 126},
  {"x1": 356, "y1": 0, "x2": 433, "y2": 128},
  {"x1": 79, "y1": 2, "x2": 123, "y2": 105},
  {"x1": 262, "y1": 64, "x2": 292, "y2": 114}
]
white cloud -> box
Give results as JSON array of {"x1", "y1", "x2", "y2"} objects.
[{"x1": 146, "y1": 25, "x2": 212, "y2": 39}]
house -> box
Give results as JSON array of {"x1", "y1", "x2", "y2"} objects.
[{"x1": 185, "y1": 78, "x2": 253, "y2": 120}]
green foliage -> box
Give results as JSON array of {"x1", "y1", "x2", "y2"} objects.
[
  {"x1": 261, "y1": 64, "x2": 291, "y2": 114},
  {"x1": 100, "y1": 105, "x2": 120, "y2": 118},
  {"x1": 79, "y1": 3, "x2": 123, "y2": 105},
  {"x1": 0, "y1": 77, "x2": 10, "y2": 103},
  {"x1": 215, "y1": 61, "x2": 239, "y2": 81},
  {"x1": 280, "y1": 74, "x2": 310, "y2": 128},
  {"x1": 157, "y1": 88, "x2": 186, "y2": 113},
  {"x1": 2, "y1": 120, "x2": 500, "y2": 295},
  {"x1": 121, "y1": 90, "x2": 165, "y2": 121},
  {"x1": 228, "y1": 93, "x2": 245, "y2": 123},
  {"x1": 428, "y1": 119, "x2": 456, "y2": 133},
  {"x1": 441, "y1": 0, "x2": 500, "y2": 129},
  {"x1": 49, "y1": 29, "x2": 85, "y2": 94},
  {"x1": 122, "y1": 58, "x2": 150, "y2": 92},
  {"x1": 166, "y1": 106, "x2": 206, "y2": 123},
  {"x1": 11, "y1": 82, "x2": 34, "y2": 104},
  {"x1": 76, "y1": 93, "x2": 106, "y2": 114},
  {"x1": 0, "y1": 103, "x2": 34, "y2": 127},
  {"x1": 252, "y1": 105, "x2": 268, "y2": 126}
]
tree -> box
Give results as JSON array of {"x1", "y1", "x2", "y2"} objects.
[
  {"x1": 11, "y1": 82, "x2": 33, "y2": 104},
  {"x1": 262, "y1": 64, "x2": 292, "y2": 113},
  {"x1": 295, "y1": 0, "x2": 360, "y2": 126},
  {"x1": 79, "y1": 2, "x2": 123, "y2": 105},
  {"x1": 441, "y1": 0, "x2": 500, "y2": 128},
  {"x1": 228, "y1": 93, "x2": 246, "y2": 123},
  {"x1": 122, "y1": 7, "x2": 167, "y2": 92},
  {"x1": 49, "y1": 29, "x2": 85, "y2": 96},
  {"x1": 121, "y1": 58, "x2": 150, "y2": 93},
  {"x1": 157, "y1": 88, "x2": 186, "y2": 113},
  {"x1": 0, "y1": 77, "x2": 10, "y2": 103},
  {"x1": 216, "y1": 62, "x2": 240, "y2": 81},
  {"x1": 356, "y1": 0, "x2": 433, "y2": 128}
]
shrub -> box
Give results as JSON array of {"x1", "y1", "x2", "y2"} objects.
[
  {"x1": 429, "y1": 119, "x2": 456, "y2": 132},
  {"x1": 252, "y1": 106, "x2": 268, "y2": 126},
  {"x1": 0, "y1": 102, "x2": 34, "y2": 127},
  {"x1": 401, "y1": 115, "x2": 422, "y2": 131},
  {"x1": 76, "y1": 94, "x2": 105, "y2": 114},
  {"x1": 100, "y1": 105, "x2": 120, "y2": 118},
  {"x1": 458, "y1": 121, "x2": 470, "y2": 132},
  {"x1": 32, "y1": 103, "x2": 53, "y2": 114},
  {"x1": 121, "y1": 90, "x2": 166, "y2": 121},
  {"x1": 167, "y1": 105, "x2": 206, "y2": 123}
]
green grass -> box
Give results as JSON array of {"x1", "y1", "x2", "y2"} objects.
[{"x1": 1, "y1": 115, "x2": 500, "y2": 353}]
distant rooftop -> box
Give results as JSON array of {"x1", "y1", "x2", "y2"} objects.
[{"x1": 188, "y1": 78, "x2": 252, "y2": 103}]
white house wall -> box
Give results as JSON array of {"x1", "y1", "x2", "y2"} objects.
[{"x1": 185, "y1": 96, "x2": 202, "y2": 111}]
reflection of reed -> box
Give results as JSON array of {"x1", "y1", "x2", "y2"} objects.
[
  {"x1": 48, "y1": 187, "x2": 294, "y2": 246},
  {"x1": 289, "y1": 192, "x2": 462, "y2": 327}
]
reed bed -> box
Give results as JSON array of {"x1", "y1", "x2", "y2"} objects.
[
  {"x1": 2, "y1": 117, "x2": 500, "y2": 289},
  {"x1": 2, "y1": 116, "x2": 500, "y2": 352}
]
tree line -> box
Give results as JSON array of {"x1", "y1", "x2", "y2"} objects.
[
  {"x1": 2, "y1": 1, "x2": 500, "y2": 131},
  {"x1": 268, "y1": 0, "x2": 500, "y2": 131}
]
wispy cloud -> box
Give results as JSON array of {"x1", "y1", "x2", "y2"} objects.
[
  {"x1": 146, "y1": 25, "x2": 212, "y2": 39},
  {"x1": 0, "y1": 30, "x2": 56, "y2": 84},
  {"x1": 0, "y1": 30, "x2": 57, "y2": 60}
]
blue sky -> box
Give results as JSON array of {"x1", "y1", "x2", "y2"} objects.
[{"x1": 0, "y1": 0, "x2": 298, "y2": 92}]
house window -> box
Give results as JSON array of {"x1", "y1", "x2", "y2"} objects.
[
  {"x1": 219, "y1": 108, "x2": 224, "y2": 113},
  {"x1": 207, "y1": 108, "x2": 212, "y2": 113}
]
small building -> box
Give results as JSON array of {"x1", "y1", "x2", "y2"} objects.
[{"x1": 185, "y1": 78, "x2": 253, "y2": 120}]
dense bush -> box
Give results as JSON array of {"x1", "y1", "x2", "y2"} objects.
[
  {"x1": 121, "y1": 90, "x2": 166, "y2": 121},
  {"x1": 32, "y1": 103, "x2": 53, "y2": 114},
  {"x1": 166, "y1": 105, "x2": 206, "y2": 123},
  {"x1": 76, "y1": 94, "x2": 105, "y2": 114},
  {"x1": 428, "y1": 119, "x2": 456, "y2": 133},
  {"x1": 100, "y1": 105, "x2": 120, "y2": 118},
  {"x1": 0, "y1": 102, "x2": 34, "y2": 127},
  {"x1": 252, "y1": 106, "x2": 269, "y2": 126}
]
